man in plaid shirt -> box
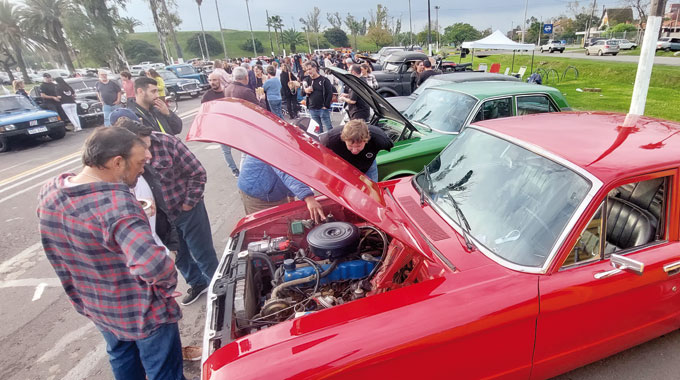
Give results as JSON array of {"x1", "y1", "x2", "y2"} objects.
[
  {"x1": 119, "y1": 117, "x2": 219, "y2": 306},
  {"x1": 37, "y1": 127, "x2": 185, "y2": 380}
]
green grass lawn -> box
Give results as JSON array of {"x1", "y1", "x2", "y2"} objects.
[
  {"x1": 445, "y1": 52, "x2": 680, "y2": 122},
  {"x1": 618, "y1": 49, "x2": 679, "y2": 57}
]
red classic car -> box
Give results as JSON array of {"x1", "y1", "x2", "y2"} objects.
[{"x1": 188, "y1": 100, "x2": 680, "y2": 380}]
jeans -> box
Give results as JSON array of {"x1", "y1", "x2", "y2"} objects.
[
  {"x1": 103, "y1": 104, "x2": 121, "y2": 127},
  {"x1": 309, "y1": 108, "x2": 332, "y2": 133},
  {"x1": 98, "y1": 323, "x2": 185, "y2": 380},
  {"x1": 61, "y1": 103, "x2": 81, "y2": 130},
  {"x1": 365, "y1": 160, "x2": 378, "y2": 182},
  {"x1": 220, "y1": 145, "x2": 239, "y2": 172},
  {"x1": 174, "y1": 199, "x2": 219, "y2": 288},
  {"x1": 268, "y1": 99, "x2": 284, "y2": 119}
]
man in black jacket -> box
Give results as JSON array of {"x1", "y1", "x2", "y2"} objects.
[
  {"x1": 303, "y1": 60, "x2": 334, "y2": 133},
  {"x1": 131, "y1": 77, "x2": 182, "y2": 135}
]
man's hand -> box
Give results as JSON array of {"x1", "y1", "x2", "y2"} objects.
[
  {"x1": 303, "y1": 196, "x2": 326, "y2": 224},
  {"x1": 153, "y1": 98, "x2": 170, "y2": 115},
  {"x1": 304, "y1": 86, "x2": 313, "y2": 94},
  {"x1": 181, "y1": 204, "x2": 194, "y2": 212}
]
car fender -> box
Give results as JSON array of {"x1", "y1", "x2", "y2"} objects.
[{"x1": 377, "y1": 87, "x2": 399, "y2": 97}]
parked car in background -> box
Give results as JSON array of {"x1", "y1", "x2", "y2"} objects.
[
  {"x1": 29, "y1": 77, "x2": 104, "y2": 127},
  {"x1": 540, "y1": 40, "x2": 566, "y2": 53},
  {"x1": 326, "y1": 67, "x2": 568, "y2": 181},
  {"x1": 386, "y1": 72, "x2": 521, "y2": 113},
  {"x1": 190, "y1": 100, "x2": 680, "y2": 380},
  {"x1": 585, "y1": 39, "x2": 619, "y2": 55},
  {"x1": 165, "y1": 64, "x2": 209, "y2": 89},
  {"x1": 373, "y1": 51, "x2": 429, "y2": 97},
  {"x1": 157, "y1": 69, "x2": 202, "y2": 100},
  {"x1": 657, "y1": 37, "x2": 680, "y2": 51},
  {"x1": 0, "y1": 94, "x2": 66, "y2": 152},
  {"x1": 613, "y1": 39, "x2": 637, "y2": 49},
  {"x1": 584, "y1": 37, "x2": 605, "y2": 47}
]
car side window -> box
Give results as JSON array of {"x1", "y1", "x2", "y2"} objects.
[
  {"x1": 472, "y1": 97, "x2": 512, "y2": 122},
  {"x1": 516, "y1": 95, "x2": 558, "y2": 115},
  {"x1": 562, "y1": 176, "x2": 668, "y2": 268}
]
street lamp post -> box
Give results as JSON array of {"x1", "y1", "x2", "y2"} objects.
[
  {"x1": 408, "y1": 0, "x2": 413, "y2": 46},
  {"x1": 521, "y1": 0, "x2": 529, "y2": 43},
  {"x1": 196, "y1": 0, "x2": 210, "y2": 60},
  {"x1": 245, "y1": 0, "x2": 257, "y2": 57},
  {"x1": 435, "y1": 5, "x2": 440, "y2": 51},
  {"x1": 427, "y1": 0, "x2": 432, "y2": 54}
]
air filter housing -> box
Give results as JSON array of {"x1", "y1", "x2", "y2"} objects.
[{"x1": 306, "y1": 222, "x2": 360, "y2": 259}]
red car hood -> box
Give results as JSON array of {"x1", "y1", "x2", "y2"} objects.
[{"x1": 187, "y1": 98, "x2": 436, "y2": 258}]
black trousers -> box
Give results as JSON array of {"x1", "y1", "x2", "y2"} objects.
[{"x1": 283, "y1": 95, "x2": 299, "y2": 119}]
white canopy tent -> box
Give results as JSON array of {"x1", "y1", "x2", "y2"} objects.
[{"x1": 460, "y1": 30, "x2": 536, "y2": 73}]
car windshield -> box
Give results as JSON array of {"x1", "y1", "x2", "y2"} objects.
[
  {"x1": 402, "y1": 88, "x2": 477, "y2": 133},
  {"x1": 68, "y1": 79, "x2": 98, "y2": 92},
  {"x1": 415, "y1": 128, "x2": 591, "y2": 267},
  {"x1": 607, "y1": 40, "x2": 619, "y2": 45},
  {"x1": 0, "y1": 96, "x2": 37, "y2": 113},
  {"x1": 160, "y1": 71, "x2": 178, "y2": 81},
  {"x1": 411, "y1": 78, "x2": 448, "y2": 97},
  {"x1": 383, "y1": 62, "x2": 401, "y2": 73},
  {"x1": 175, "y1": 66, "x2": 195, "y2": 76}
]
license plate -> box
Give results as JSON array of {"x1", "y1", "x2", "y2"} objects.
[
  {"x1": 29, "y1": 120, "x2": 38, "y2": 126},
  {"x1": 27, "y1": 126, "x2": 48, "y2": 134},
  {"x1": 190, "y1": 91, "x2": 198, "y2": 96}
]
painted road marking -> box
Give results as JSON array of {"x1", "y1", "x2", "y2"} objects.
[
  {"x1": 31, "y1": 282, "x2": 48, "y2": 301},
  {"x1": 62, "y1": 342, "x2": 107, "y2": 380},
  {"x1": 0, "y1": 157, "x2": 81, "y2": 194},
  {"x1": 0, "y1": 242, "x2": 42, "y2": 275},
  {"x1": 38, "y1": 324, "x2": 95, "y2": 363},
  {"x1": 0, "y1": 277, "x2": 60, "y2": 289},
  {"x1": 0, "y1": 164, "x2": 81, "y2": 205},
  {"x1": 0, "y1": 151, "x2": 81, "y2": 187}
]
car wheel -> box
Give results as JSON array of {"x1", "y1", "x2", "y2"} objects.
[
  {"x1": 559, "y1": 49, "x2": 564, "y2": 53},
  {"x1": 169, "y1": 92, "x2": 179, "y2": 101},
  {"x1": 191, "y1": 93, "x2": 199, "y2": 98},
  {"x1": 48, "y1": 126, "x2": 66, "y2": 140},
  {"x1": 612, "y1": 53, "x2": 618, "y2": 56},
  {"x1": 598, "y1": 50, "x2": 604, "y2": 56},
  {"x1": 0, "y1": 136, "x2": 9, "y2": 153},
  {"x1": 665, "y1": 47, "x2": 670, "y2": 52},
  {"x1": 585, "y1": 49, "x2": 590, "y2": 55}
]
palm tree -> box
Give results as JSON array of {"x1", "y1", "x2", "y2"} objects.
[
  {"x1": 73, "y1": 0, "x2": 126, "y2": 71},
  {"x1": 118, "y1": 16, "x2": 142, "y2": 34},
  {"x1": 267, "y1": 15, "x2": 284, "y2": 54},
  {"x1": 0, "y1": 0, "x2": 30, "y2": 82},
  {"x1": 21, "y1": 0, "x2": 75, "y2": 72},
  {"x1": 281, "y1": 28, "x2": 305, "y2": 53}
]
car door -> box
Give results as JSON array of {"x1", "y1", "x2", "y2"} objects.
[{"x1": 531, "y1": 172, "x2": 680, "y2": 379}]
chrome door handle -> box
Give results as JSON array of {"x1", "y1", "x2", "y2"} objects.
[
  {"x1": 594, "y1": 268, "x2": 622, "y2": 279},
  {"x1": 664, "y1": 261, "x2": 680, "y2": 276}
]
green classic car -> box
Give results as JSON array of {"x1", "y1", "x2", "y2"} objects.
[{"x1": 327, "y1": 68, "x2": 570, "y2": 181}]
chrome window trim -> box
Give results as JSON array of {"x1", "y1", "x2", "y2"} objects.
[
  {"x1": 421, "y1": 125, "x2": 603, "y2": 274},
  {"x1": 513, "y1": 93, "x2": 562, "y2": 114}
]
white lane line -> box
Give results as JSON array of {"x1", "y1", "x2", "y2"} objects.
[
  {"x1": 0, "y1": 151, "x2": 81, "y2": 187},
  {"x1": 0, "y1": 164, "x2": 81, "y2": 205},
  {"x1": 62, "y1": 342, "x2": 107, "y2": 380},
  {"x1": 178, "y1": 107, "x2": 200, "y2": 118},
  {"x1": 0, "y1": 157, "x2": 81, "y2": 195},
  {"x1": 0, "y1": 277, "x2": 61, "y2": 288},
  {"x1": 0, "y1": 241, "x2": 42, "y2": 275},
  {"x1": 0, "y1": 162, "x2": 24, "y2": 174},
  {"x1": 31, "y1": 282, "x2": 48, "y2": 301},
  {"x1": 181, "y1": 111, "x2": 199, "y2": 120},
  {"x1": 204, "y1": 144, "x2": 221, "y2": 150},
  {"x1": 38, "y1": 324, "x2": 95, "y2": 363}
]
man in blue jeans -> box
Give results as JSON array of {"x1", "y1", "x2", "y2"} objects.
[
  {"x1": 95, "y1": 71, "x2": 122, "y2": 127},
  {"x1": 122, "y1": 120, "x2": 219, "y2": 306},
  {"x1": 303, "y1": 60, "x2": 334, "y2": 132}
]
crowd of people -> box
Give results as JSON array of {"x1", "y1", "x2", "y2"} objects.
[{"x1": 35, "y1": 50, "x2": 398, "y2": 380}]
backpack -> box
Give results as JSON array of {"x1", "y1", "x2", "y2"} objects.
[{"x1": 527, "y1": 73, "x2": 542, "y2": 85}]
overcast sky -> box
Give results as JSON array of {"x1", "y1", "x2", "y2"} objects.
[{"x1": 122, "y1": 0, "x2": 646, "y2": 35}]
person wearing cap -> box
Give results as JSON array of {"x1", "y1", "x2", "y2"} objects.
[
  {"x1": 95, "y1": 70, "x2": 123, "y2": 127},
  {"x1": 39, "y1": 73, "x2": 61, "y2": 114}
]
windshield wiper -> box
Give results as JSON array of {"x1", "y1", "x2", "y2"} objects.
[
  {"x1": 441, "y1": 192, "x2": 476, "y2": 251},
  {"x1": 2, "y1": 107, "x2": 23, "y2": 113},
  {"x1": 420, "y1": 164, "x2": 433, "y2": 206}
]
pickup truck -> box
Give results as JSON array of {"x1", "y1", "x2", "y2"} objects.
[{"x1": 539, "y1": 40, "x2": 565, "y2": 53}]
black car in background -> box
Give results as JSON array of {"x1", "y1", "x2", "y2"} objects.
[
  {"x1": 157, "y1": 70, "x2": 202, "y2": 100},
  {"x1": 30, "y1": 77, "x2": 105, "y2": 127},
  {"x1": 372, "y1": 51, "x2": 429, "y2": 97}
]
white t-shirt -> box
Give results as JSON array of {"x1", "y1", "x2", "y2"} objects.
[{"x1": 133, "y1": 176, "x2": 166, "y2": 248}]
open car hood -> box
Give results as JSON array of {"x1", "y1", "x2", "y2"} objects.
[
  {"x1": 325, "y1": 67, "x2": 418, "y2": 136},
  {"x1": 187, "y1": 98, "x2": 432, "y2": 251}
]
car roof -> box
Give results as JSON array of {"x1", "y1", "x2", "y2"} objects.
[
  {"x1": 474, "y1": 112, "x2": 680, "y2": 184},
  {"x1": 433, "y1": 72, "x2": 521, "y2": 84},
  {"x1": 431, "y1": 81, "x2": 563, "y2": 99},
  {"x1": 385, "y1": 51, "x2": 428, "y2": 61}
]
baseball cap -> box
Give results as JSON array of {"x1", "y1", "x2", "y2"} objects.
[
  {"x1": 42, "y1": 73, "x2": 51, "y2": 78},
  {"x1": 110, "y1": 108, "x2": 140, "y2": 126}
]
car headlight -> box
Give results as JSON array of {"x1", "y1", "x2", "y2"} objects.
[
  {"x1": 48, "y1": 116, "x2": 60, "y2": 123},
  {"x1": 80, "y1": 102, "x2": 90, "y2": 110},
  {"x1": 193, "y1": 79, "x2": 200, "y2": 84},
  {"x1": 1, "y1": 124, "x2": 16, "y2": 132}
]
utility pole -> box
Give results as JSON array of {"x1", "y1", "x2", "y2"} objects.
[
  {"x1": 215, "y1": 0, "x2": 228, "y2": 59},
  {"x1": 408, "y1": 0, "x2": 413, "y2": 46},
  {"x1": 196, "y1": 0, "x2": 210, "y2": 60},
  {"x1": 584, "y1": 0, "x2": 597, "y2": 45},
  {"x1": 266, "y1": 10, "x2": 274, "y2": 55},
  {"x1": 435, "y1": 5, "x2": 440, "y2": 51},
  {"x1": 245, "y1": 0, "x2": 257, "y2": 57},
  {"x1": 427, "y1": 0, "x2": 432, "y2": 54},
  {"x1": 521, "y1": 0, "x2": 529, "y2": 43},
  {"x1": 629, "y1": 0, "x2": 668, "y2": 115}
]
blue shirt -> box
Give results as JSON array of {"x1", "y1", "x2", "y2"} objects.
[
  {"x1": 262, "y1": 77, "x2": 282, "y2": 101},
  {"x1": 237, "y1": 155, "x2": 313, "y2": 202}
]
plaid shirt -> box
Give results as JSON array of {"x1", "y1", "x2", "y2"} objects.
[
  {"x1": 37, "y1": 174, "x2": 181, "y2": 340},
  {"x1": 149, "y1": 132, "x2": 207, "y2": 220}
]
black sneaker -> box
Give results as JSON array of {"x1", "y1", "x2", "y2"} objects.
[
  {"x1": 232, "y1": 168, "x2": 240, "y2": 178},
  {"x1": 180, "y1": 284, "x2": 208, "y2": 306}
]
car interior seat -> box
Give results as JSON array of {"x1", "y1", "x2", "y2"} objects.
[{"x1": 603, "y1": 197, "x2": 655, "y2": 253}]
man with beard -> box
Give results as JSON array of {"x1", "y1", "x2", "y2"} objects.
[
  {"x1": 37, "y1": 127, "x2": 185, "y2": 379},
  {"x1": 132, "y1": 77, "x2": 182, "y2": 135}
]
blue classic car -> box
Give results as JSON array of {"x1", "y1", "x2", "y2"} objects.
[
  {"x1": 165, "y1": 64, "x2": 209, "y2": 90},
  {"x1": 0, "y1": 95, "x2": 67, "y2": 152}
]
